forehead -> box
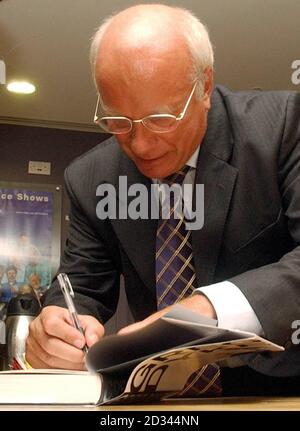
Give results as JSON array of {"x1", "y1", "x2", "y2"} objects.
[
  {"x1": 98, "y1": 69, "x2": 191, "y2": 116},
  {"x1": 96, "y1": 19, "x2": 191, "y2": 77},
  {"x1": 98, "y1": 54, "x2": 191, "y2": 91},
  {"x1": 96, "y1": 35, "x2": 192, "y2": 110},
  {"x1": 102, "y1": 89, "x2": 187, "y2": 117}
]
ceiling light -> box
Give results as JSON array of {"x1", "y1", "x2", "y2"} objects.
[{"x1": 7, "y1": 81, "x2": 36, "y2": 94}]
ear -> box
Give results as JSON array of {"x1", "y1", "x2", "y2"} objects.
[{"x1": 202, "y1": 67, "x2": 213, "y2": 110}]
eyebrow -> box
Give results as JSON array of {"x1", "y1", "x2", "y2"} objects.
[
  {"x1": 101, "y1": 103, "x2": 178, "y2": 118},
  {"x1": 100, "y1": 90, "x2": 186, "y2": 117}
]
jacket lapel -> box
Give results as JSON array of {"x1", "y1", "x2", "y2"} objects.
[
  {"x1": 192, "y1": 89, "x2": 238, "y2": 286},
  {"x1": 110, "y1": 156, "x2": 157, "y2": 292}
]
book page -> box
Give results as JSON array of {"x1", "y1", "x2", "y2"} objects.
[{"x1": 87, "y1": 306, "x2": 283, "y2": 374}]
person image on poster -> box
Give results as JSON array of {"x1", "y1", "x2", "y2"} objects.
[
  {"x1": 0, "y1": 265, "x2": 21, "y2": 303},
  {"x1": 24, "y1": 249, "x2": 52, "y2": 291}
]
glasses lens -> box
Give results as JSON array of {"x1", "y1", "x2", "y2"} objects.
[
  {"x1": 98, "y1": 118, "x2": 132, "y2": 134},
  {"x1": 143, "y1": 115, "x2": 178, "y2": 133}
]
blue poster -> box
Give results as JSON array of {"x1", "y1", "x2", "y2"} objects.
[{"x1": 0, "y1": 187, "x2": 56, "y2": 306}]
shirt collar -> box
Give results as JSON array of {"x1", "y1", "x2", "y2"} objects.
[{"x1": 185, "y1": 145, "x2": 200, "y2": 169}]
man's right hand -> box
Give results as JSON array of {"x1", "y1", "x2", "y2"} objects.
[{"x1": 26, "y1": 305, "x2": 104, "y2": 370}]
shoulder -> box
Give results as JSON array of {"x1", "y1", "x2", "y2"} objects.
[
  {"x1": 214, "y1": 84, "x2": 298, "y2": 107},
  {"x1": 212, "y1": 85, "x2": 299, "y2": 142},
  {"x1": 64, "y1": 136, "x2": 124, "y2": 190},
  {"x1": 66, "y1": 136, "x2": 122, "y2": 177},
  {"x1": 213, "y1": 85, "x2": 300, "y2": 118}
]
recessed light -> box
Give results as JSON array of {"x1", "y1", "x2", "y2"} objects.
[{"x1": 7, "y1": 81, "x2": 36, "y2": 94}]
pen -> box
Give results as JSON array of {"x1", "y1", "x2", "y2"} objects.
[{"x1": 57, "y1": 272, "x2": 89, "y2": 354}]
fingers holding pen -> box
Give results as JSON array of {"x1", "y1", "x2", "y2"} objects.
[
  {"x1": 79, "y1": 315, "x2": 104, "y2": 347},
  {"x1": 26, "y1": 306, "x2": 87, "y2": 369},
  {"x1": 26, "y1": 329, "x2": 86, "y2": 370},
  {"x1": 41, "y1": 306, "x2": 87, "y2": 349}
]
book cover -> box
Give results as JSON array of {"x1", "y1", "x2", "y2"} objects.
[{"x1": 0, "y1": 306, "x2": 283, "y2": 405}]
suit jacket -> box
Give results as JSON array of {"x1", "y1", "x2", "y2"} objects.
[{"x1": 44, "y1": 85, "x2": 300, "y2": 376}]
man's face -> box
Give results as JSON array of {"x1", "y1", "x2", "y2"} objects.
[
  {"x1": 29, "y1": 274, "x2": 40, "y2": 290},
  {"x1": 96, "y1": 39, "x2": 212, "y2": 179},
  {"x1": 20, "y1": 235, "x2": 30, "y2": 246},
  {"x1": 7, "y1": 269, "x2": 17, "y2": 283},
  {"x1": 29, "y1": 250, "x2": 39, "y2": 265}
]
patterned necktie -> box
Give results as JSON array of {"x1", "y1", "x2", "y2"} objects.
[
  {"x1": 156, "y1": 166, "x2": 195, "y2": 308},
  {"x1": 155, "y1": 165, "x2": 222, "y2": 397}
]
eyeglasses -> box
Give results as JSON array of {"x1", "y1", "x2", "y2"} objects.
[{"x1": 93, "y1": 81, "x2": 198, "y2": 134}]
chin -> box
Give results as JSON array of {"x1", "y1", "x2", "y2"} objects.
[{"x1": 136, "y1": 163, "x2": 171, "y2": 180}]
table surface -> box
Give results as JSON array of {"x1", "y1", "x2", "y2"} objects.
[{"x1": 0, "y1": 396, "x2": 300, "y2": 411}]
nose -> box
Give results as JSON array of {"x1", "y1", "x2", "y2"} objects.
[{"x1": 129, "y1": 123, "x2": 157, "y2": 159}]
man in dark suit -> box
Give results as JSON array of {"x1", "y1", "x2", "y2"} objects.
[{"x1": 26, "y1": 4, "x2": 300, "y2": 394}]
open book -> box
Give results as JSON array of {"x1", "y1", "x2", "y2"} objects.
[{"x1": 0, "y1": 306, "x2": 283, "y2": 405}]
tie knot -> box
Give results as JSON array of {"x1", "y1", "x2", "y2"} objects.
[{"x1": 164, "y1": 165, "x2": 190, "y2": 186}]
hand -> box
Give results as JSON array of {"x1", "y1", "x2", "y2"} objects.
[
  {"x1": 119, "y1": 293, "x2": 216, "y2": 335},
  {"x1": 26, "y1": 305, "x2": 104, "y2": 370}
]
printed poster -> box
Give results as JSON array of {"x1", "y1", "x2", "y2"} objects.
[{"x1": 0, "y1": 183, "x2": 61, "y2": 313}]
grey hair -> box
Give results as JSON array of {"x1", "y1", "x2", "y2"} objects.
[{"x1": 90, "y1": 5, "x2": 214, "y2": 100}]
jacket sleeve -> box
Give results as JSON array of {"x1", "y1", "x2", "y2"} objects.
[
  {"x1": 42, "y1": 165, "x2": 122, "y2": 324},
  {"x1": 229, "y1": 92, "x2": 300, "y2": 347}
]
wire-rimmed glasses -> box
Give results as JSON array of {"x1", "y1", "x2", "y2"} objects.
[{"x1": 93, "y1": 81, "x2": 198, "y2": 134}]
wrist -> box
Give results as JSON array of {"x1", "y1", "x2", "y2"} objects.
[{"x1": 181, "y1": 292, "x2": 217, "y2": 319}]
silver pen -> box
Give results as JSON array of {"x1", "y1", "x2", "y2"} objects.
[{"x1": 57, "y1": 272, "x2": 89, "y2": 354}]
